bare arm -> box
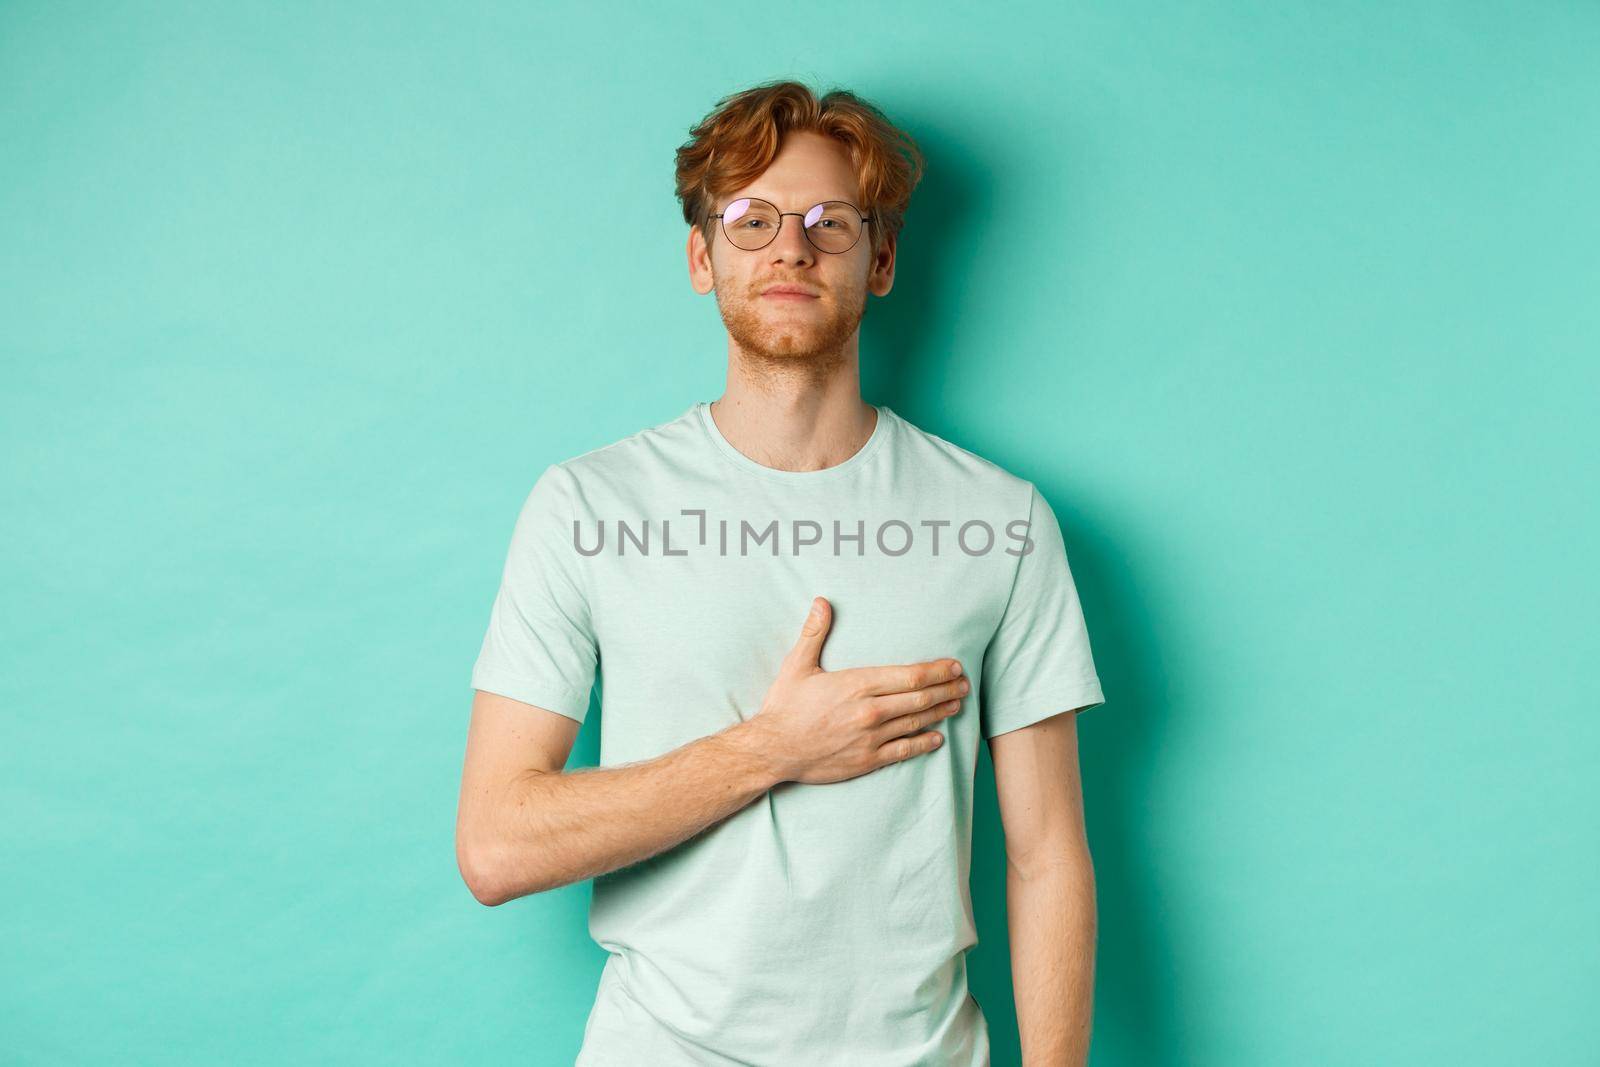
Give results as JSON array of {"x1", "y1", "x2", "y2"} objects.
[
  {"x1": 456, "y1": 596, "x2": 970, "y2": 906},
  {"x1": 989, "y1": 707, "x2": 1098, "y2": 1066},
  {"x1": 456, "y1": 690, "x2": 785, "y2": 905}
]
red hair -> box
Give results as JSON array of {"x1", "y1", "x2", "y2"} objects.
[{"x1": 674, "y1": 79, "x2": 925, "y2": 258}]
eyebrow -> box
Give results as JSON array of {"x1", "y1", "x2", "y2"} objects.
[{"x1": 724, "y1": 195, "x2": 863, "y2": 210}]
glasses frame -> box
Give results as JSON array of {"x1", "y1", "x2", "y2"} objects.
[{"x1": 709, "y1": 197, "x2": 875, "y2": 255}]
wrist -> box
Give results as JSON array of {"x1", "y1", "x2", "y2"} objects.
[{"x1": 719, "y1": 718, "x2": 789, "y2": 791}]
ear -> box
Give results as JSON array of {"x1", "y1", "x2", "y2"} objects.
[
  {"x1": 688, "y1": 225, "x2": 715, "y2": 295},
  {"x1": 867, "y1": 230, "x2": 896, "y2": 297}
]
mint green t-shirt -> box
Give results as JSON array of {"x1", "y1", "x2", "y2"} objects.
[{"x1": 470, "y1": 400, "x2": 1106, "y2": 1066}]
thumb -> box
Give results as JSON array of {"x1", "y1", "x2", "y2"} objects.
[{"x1": 784, "y1": 596, "x2": 832, "y2": 672}]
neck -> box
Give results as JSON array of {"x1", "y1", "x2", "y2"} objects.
[{"x1": 709, "y1": 354, "x2": 877, "y2": 473}]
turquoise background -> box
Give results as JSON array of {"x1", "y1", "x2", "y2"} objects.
[{"x1": 3, "y1": 3, "x2": 1595, "y2": 1064}]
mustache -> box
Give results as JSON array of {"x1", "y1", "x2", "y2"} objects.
[{"x1": 756, "y1": 279, "x2": 823, "y2": 294}]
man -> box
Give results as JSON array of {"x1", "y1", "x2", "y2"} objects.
[{"x1": 456, "y1": 80, "x2": 1107, "y2": 1066}]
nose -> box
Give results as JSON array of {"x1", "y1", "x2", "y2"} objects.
[{"x1": 768, "y1": 214, "x2": 816, "y2": 267}]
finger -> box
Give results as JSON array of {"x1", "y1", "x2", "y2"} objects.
[
  {"x1": 876, "y1": 697, "x2": 965, "y2": 744},
  {"x1": 871, "y1": 676, "x2": 970, "y2": 719},
  {"x1": 780, "y1": 596, "x2": 832, "y2": 673},
  {"x1": 876, "y1": 728, "x2": 945, "y2": 766},
  {"x1": 847, "y1": 657, "x2": 963, "y2": 698}
]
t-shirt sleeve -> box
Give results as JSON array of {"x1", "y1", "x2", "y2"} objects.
[
  {"x1": 469, "y1": 463, "x2": 599, "y2": 723},
  {"x1": 978, "y1": 482, "x2": 1106, "y2": 739}
]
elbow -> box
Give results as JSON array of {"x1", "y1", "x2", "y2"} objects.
[
  {"x1": 456, "y1": 834, "x2": 511, "y2": 907},
  {"x1": 1006, "y1": 840, "x2": 1096, "y2": 884},
  {"x1": 457, "y1": 831, "x2": 567, "y2": 905}
]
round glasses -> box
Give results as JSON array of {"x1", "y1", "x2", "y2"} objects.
[{"x1": 710, "y1": 197, "x2": 874, "y2": 254}]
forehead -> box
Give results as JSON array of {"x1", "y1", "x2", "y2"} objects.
[{"x1": 722, "y1": 131, "x2": 861, "y2": 206}]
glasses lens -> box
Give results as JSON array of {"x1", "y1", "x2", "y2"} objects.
[
  {"x1": 719, "y1": 198, "x2": 866, "y2": 253},
  {"x1": 722, "y1": 198, "x2": 782, "y2": 250},
  {"x1": 804, "y1": 202, "x2": 864, "y2": 253}
]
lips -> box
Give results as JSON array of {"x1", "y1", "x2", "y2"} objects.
[{"x1": 761, "y1": 285, "x2": 820, "y2": 299}]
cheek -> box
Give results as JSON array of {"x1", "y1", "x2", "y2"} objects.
[{"x1": 828, "y1": 266, "x2": 869, "y2": 298}]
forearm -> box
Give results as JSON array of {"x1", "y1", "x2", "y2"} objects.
[
  {"x1": 466, "y1": 719, "x2": 781, "y2": 904},
  {"x1": 1006, "y1": 850, "x2": 1098, "y2": 1066}
]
